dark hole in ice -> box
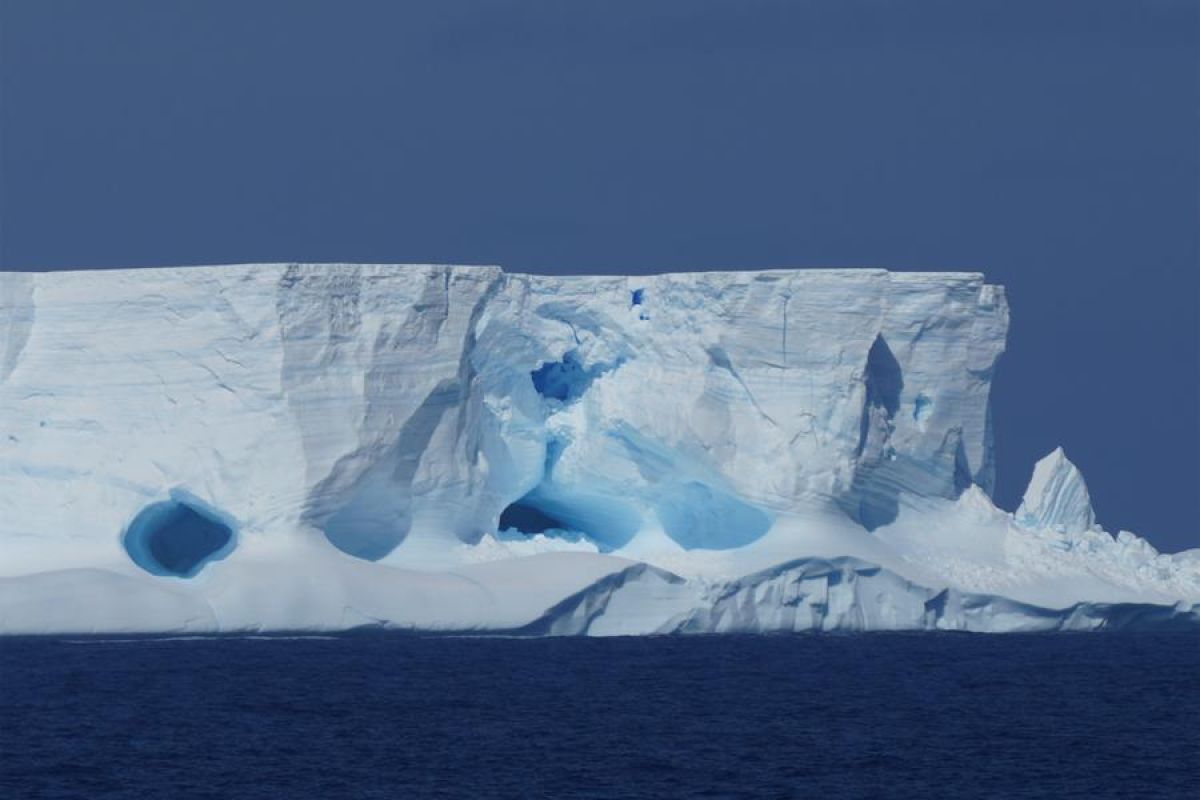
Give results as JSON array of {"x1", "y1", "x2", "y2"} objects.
[
  {"x1": 855, "y1": 335, "x2": 904, "y2": 460},
  {"x1": 842, "y1": 335, "x2": 906, "y2": 530},
  {"x1": 498, "y1": 501, "x2": 570, "y2": 535},
  {"x1": 496, "y1": 430, "x2": 642, "y2": 548},
  {"x1": 864, "y1": 335, "x2": 902, "y2": 418},
  {"x1": 953, "y1": 437, "x2": 973, "y2": 495},
  {"x1": 531, "y1": 350, "x2": 600, "y2": 403},
  {"x1": 123, "y1": 499, "x2": 234, "y2": 577},
  {"x1": 497, "y1": 483, "x2": 639, "y2": 548}
]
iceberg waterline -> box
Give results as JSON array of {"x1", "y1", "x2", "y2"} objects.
[{"x1": 0, "y1": 263, "x2": 1195, "y2": 634}]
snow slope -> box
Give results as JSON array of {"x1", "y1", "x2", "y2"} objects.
[{"x1": 0, "y1": 264, "x2": 1195, "y2": 634}]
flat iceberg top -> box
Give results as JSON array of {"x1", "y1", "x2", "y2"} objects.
[
  {"x1": 1, "y1": 262, "x2": 1194, "y2": 635},
  {"x1": 1, "y1": 262, "x2": 994, "y2": 283}
]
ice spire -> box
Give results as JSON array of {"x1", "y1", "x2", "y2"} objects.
[{"x1": 1016, "y1": 447, "x2": 1095, "y2": 534}]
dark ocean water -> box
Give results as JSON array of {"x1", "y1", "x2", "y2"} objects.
[{"x1": 2, "y1": 632, "x2": 1197, "y2": 799}]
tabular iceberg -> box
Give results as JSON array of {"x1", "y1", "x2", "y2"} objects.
[{"x1": 0, "y1": 263, "x2": 1195, "y2": 635}]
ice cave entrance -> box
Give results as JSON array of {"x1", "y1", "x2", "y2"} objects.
[
  {"x1": 530, "y1": 350, "x2": 608, "y2": 404},
  {"x1": 498, "y1": 500, "x2": 571, "y2": 535},
  {"x1": 122, "y1": 498, "x2": 235, "y2": 578},
  {"x1": 497, "y1": 487, "x2": 641, "y2": 549}
]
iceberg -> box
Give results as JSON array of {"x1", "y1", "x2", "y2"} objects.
[
  {"x1": 1015, "y1": 446, "x2": 1094, "y2": 534},
  {"x1": 0, "y1": 263, "x2": 1195, "y2": 635}
]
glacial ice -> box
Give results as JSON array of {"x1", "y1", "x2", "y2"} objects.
[
  {"x1": 0, "y1": 263, "x2": 1195, "y2": 635},
  {"x1": 122, "y1": 492, "x2": 235, "y2": 578},
  {"x1": 1016, "y1": 446, "x2": 1095, "y2": 534}
]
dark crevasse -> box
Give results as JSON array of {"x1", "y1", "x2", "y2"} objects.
[
  {"x1": 844, "y1": 335, "x2": 905, "y2": 530},
  {"x1": 865, "y1": 335, "x2": 903, "y2": 417}
]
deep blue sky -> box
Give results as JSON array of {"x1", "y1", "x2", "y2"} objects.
[{"x1": 1, "y1": 1, "x2": 1196, "y2": 551}]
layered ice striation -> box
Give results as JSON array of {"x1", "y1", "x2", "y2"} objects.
[{"x1": 0, "y1": 264, "x2": 1195, "y2": 635}]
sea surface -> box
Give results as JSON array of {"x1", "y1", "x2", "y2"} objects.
[{"x1": 2, "y1": 632, "x2": 1197, "y2": 799}]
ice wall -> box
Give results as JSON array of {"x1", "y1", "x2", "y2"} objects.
[
  {"x1": 4, "y1": 263, "x2": 1195, "y2": 635},
  {"x1": 0, "y1": 264, "x2": 1007, "y2": 568}
]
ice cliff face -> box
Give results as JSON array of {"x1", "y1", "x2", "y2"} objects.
[{"x1": 0, "y1": 264, "x2": 1195, "y2": 635}]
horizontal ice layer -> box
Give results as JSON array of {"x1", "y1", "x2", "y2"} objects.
[{"x1": 0, "y1": 263, "x2": 1195, "y2": 635}]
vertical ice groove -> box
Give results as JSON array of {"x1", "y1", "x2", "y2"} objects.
[
  {"x1": 832, "y1": 272, "x2": 1008, "y2": 528},
  {"x1": 964, "y1": 281, "x2": 1009, "y2": 493},
  {"x1": 0, "y1": 273, "x2": 35, "y2": 384},
  {"x1": 274, "y1": 264, "x2": 507, "y2": 556}
]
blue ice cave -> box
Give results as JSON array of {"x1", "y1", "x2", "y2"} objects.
[
  {"x1": 498, "y1": 500, "x2": 570, "y2": 535},
  {"x1": 122, "y1": 496, "x2": 235, "y2": 577},
  {"x1": 498, "y1": 484, "x2": 642, "y2": 549},
  {"x1": 530, "y1": 351, "x2": 610, "y2": 404},
  {"x1": 656, "y1": 481, "x2": 772, "y2": 550}
]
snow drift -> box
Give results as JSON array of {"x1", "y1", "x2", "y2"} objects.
[{"x1": 0, "y1": 263, "x2": 1195, "y2": 635}]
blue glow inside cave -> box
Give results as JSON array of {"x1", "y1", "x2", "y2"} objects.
[
  {"x1": 656, "y1": 481, "x2": 772, "y2": 550},
  {"x1": 497, "y1": 486, "x2": 641, "y2": 549},
  {"x1": 530, "y1": 351, "x2": 599, "y2": 403},
  {"x1": 123, "y1": 497, "x2": 235, "y2": 577},
  {"x1": 498, "y1": 501, "x2": 570, "y2": 536},
  {"x1": 497, "y1": 434, "x2": 642, "y2": 549}
]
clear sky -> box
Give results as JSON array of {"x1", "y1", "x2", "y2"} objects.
[{"x1": 1, "y1": 1, "x2": 1196, "y2": 551}]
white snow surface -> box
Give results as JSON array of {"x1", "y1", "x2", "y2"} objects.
[{"x1": 0, "y1": 263, "x2": 1195, "y2": 635}]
